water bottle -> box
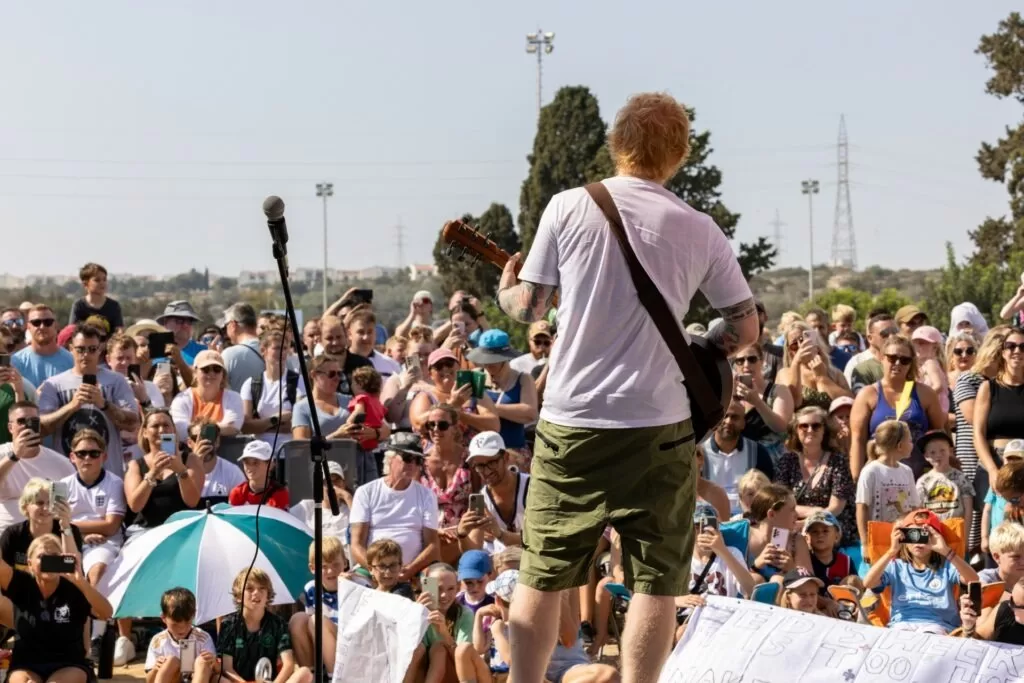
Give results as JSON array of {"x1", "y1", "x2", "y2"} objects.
[
  {"x1": 97, "y1": 622, "x2": 116, "y2": 680},
  {"x1": 254, "y1": 657, "x2": 274, "y2": 683}
]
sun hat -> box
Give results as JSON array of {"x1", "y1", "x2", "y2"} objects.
[
  {"x1": 156, "y1": 300, "x2": 202, "y2": 323},
  {"x1": 466, "y1": 329, "x2": 520, "y2": 365},
  {"x1": 486, "y1": 569, "x2": 518, "y2": 602}
]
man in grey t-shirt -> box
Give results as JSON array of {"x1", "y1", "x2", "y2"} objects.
[
  {"x1": 37, "y1": 324, "x2": 139, "y2": 475},
  {"x1": 219, "y1": 303, "x2": 265, "y2": 393}
]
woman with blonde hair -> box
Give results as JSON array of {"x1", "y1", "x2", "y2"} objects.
[
  {"x1": 775, "y1": 311, "x2": 803, "y2": 345},
  {"x1": 849, "y1": 335, "x2": 945, "y2": 480},
  {"x1": 778, "y1": 320, "x2": 852, "y2": 410},
  {"x1": 953, "y1": 325, "x2": 1010, "y2": 553},
  {"x1": 169, "y1": 349, "x2": 244, "y2": 443}
]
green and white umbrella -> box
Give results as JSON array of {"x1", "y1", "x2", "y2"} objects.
[{"x1": 102, "y1": 504, "x2": 313, "y2": 624}]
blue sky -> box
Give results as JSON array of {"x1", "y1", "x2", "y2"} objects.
[{"x1": 0, "y1": 1, "x2": 1019, "y2": 277}]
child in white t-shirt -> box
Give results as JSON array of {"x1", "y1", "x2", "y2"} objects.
[
  {"x1": 856, "y1": 420, "x2": 920, "y2": 564},
  {"x1": 145, "y1": 588, "x2": 217, "y2": 683}
]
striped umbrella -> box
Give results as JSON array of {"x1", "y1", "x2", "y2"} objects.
[{"x1": 102, "y1": 504, "x2": 313, "y2": 624}]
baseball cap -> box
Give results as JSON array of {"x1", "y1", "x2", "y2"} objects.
[
  {"x1": 57, "y1": 324, "x2": 77, "y2": 348},
  {"x1": 468, "y1": 431, "x2": 505, "y2": 461},
  {"x1": 327, "y1": 461, "x2": 346, "y2": 479},
  {"x1": 239, "y1": 440, "x2": 273, "y2": 462},
  {"x1": 692, "y1": 501, "x2": 718, "y2": 524},
  {"x1": 1004, "y1": 439, "x2": 1024, "y2": 458},
  {"x1": 457, "y1": 550, "x2": 493, "y2": 581},
  {"x1": 917, "y1": 429, "x2": 954, "y2": 453},
  {"x1": 802, "y1": 510, "x2": 840, "y2": 534},
  {"x1": 194, "y1": 349, "x2": 226, "y2": 370},
  {"x1": 528, "y1": 320, "x2": 553, "y2": 339},
  {"x1": 911, "y1": 325, "x2": 943, "y2": 345},
  {"x1": 895, "y1": 305, "x2": 926, "y2": 326},
  {"x1": 829, "y1": 397, "x2": 855, "y2": 414},
  {"x1": 427, "y1": 348, "x2": 458, "y2": 368},
  {"x1": 782, "y1": 567, "x2": 824, "y2": 591},
  {"x1": 486, "y1": 569, "x2": 519, "y2": 602},
  {"x1": 413, "y1": 290, "x2": 433, "y2": 304}
]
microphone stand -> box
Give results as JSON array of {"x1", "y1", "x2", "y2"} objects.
[{"x1": 265, "y1": 206, "x2": 340, "y2": 683}]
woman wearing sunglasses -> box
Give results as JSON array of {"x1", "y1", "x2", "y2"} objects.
[
  {"x1": 420, "y1": 404, "x2": 478, "y2": 563},
  {"x1": 974, "y1": 327, "x2": 1024, "y2": 517},
  {"x1": 168, "y1": 349, "x2": 243, "y2": 444},
  {"x1": 850, "y1": 335, "x2": 945, "y2": 481},
  {"x1": 291, "y1": 355, "x2": 353, "y2": 442},
  {"x1": 731, "y1": 342, "x2": 794, "y2": 464}
]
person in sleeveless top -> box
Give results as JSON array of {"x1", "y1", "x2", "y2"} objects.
[
  {"x1": 974, "y1": 327, "x2": 1024, "y2": 499},
  {"x1": 458, "y1": 432, "x2": 529, "y2": 555},
  {"x1": 495, "y1": 92, "x2": 759, "y2": 683},
  {"x1": 733, "y1": 342, "x2": 794, "y2": 463},
  {"x1": 850, "y1": 335, "x2": 945, "y2": 481},
  {"x1": 777, "y1": 321, "x2": 852, "y2": 411}
]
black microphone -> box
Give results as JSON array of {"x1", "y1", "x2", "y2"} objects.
[{"x1": 263, "y1": 195, "x2": 289, "y2": 255}]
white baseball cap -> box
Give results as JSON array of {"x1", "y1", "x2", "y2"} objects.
[
  {"x1": 413, "y1": 290, "x2": 433, "y2": 303},
  {"x1": 239, "y1": 440, "x2": 273, "y2": 462},
  {"x1": 468, "y1": 431, "x2": 505, "y2": 461}
]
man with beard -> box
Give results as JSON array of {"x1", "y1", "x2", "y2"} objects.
[
  {"x1": 699, "y1": 401, "x2": 774, "y2": 518},
  {"x1": 316, "y1": 315, "x2": 371, "y2": 396},
  {"x1": 458, "y1": 432, "x2": 527, "y2": 554}
]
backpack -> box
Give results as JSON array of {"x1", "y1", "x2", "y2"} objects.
[{"x1": 250, "y1": 371, "x2": 300, "y2": 418}]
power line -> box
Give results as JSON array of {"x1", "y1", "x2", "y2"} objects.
[{"x1": 769, "y1": 210, "x2": 786, "y2": 261}]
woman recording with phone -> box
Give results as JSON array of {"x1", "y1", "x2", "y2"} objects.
[
  {"x1": 0, "y1": 533, "x2": 112, "y2": 682},
  {"x1": 777, "y1": 321, "x2": 853, "y2": 411},
  {"x1": 0, "y1": 477, "x2": 82, "y2": 571},
  {"x1": 731, "y1": 341, "x2": 794, "y2": 463}
]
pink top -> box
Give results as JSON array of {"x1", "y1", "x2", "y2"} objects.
[{"x1": 420, "y1": 461, "x2": 473, "y2": 529}]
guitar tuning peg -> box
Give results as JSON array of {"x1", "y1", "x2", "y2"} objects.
[{"x1": 459, "y1": 246, "x2": 469, "y2": 261}]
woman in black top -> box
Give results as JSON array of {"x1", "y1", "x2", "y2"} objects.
[
  {"x1": 973, "y1": 327, "x2": 1024, "y2": 504},
  {"x1": 0, "y1": 533, "x2": 112, "y2": 681},
  {"x1": 960, "y1": 578, "x2": 1024, "y2": 645},
  {"x1": 732, "y1": 342, "x2": 795, "y2": 463},
  {"x1": 122, "y1": 408, "x2": 204, "y2": 533},
  {"x1": 0, "y1": 477, "x2": 83, "y2": 571}
]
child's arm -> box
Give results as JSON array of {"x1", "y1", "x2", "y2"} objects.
[
  {"x1": 856, "y1": 502, "x2": 870, "y2": 563},
  {"x1": 716, "y1": 544, "x2": 756, "y2": 598},
  {"x1": 962, "y1": 495, "x2": 974, "y2": 540},
  {"x1": 863, "y1": 526, "x2": 902, "y2": 590},
  {"x1": 982, "y1": 503, "x2": 992, "y2": 553},
  {"x1": 472, "y1": 608, "x2": 492, "y2": 657},
  {"x1": 219, "y1": 655, "x2": 246, "y2": 683},
  {"x1": 490, "y1": 618, "x2": 512, "y2": 663}
]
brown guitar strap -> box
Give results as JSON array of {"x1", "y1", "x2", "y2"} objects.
[{"x1": 584, "y1": 181, "x2": 724, "y2": 430}]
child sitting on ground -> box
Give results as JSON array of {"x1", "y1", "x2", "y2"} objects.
[
  {"x1": 980, "y1": 522, "x2": 1024, "y2": 591},
  {"x1": 366, "y1": 538, "x2": 415, "y2": 599},
  {"x1": 346, "y1": 366, "x2": 390, "y2": 452},
  {"x1": 456, "y1": 549, "x2": 495, "y2": 615},
  {"x1": 218, "y1": 568, "x2": 312, "y2": 683},
  {"x1": 289, "y1": 536, "x2": 347, "y2": 675},
  {"x1": 145, "y1": 587, "x2": 217, "y2": 683}
]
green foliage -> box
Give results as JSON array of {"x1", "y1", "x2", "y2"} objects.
[
  {"x1": 480, "y1": 300, "x2": 529, "y2": 352},
  {"x1": 923, "y1": 243, "x2": 1024, "y2": 330},
  {"x1": 432, "y1": 203, "x2": 520, "y2": 302},
  {"x1": 518, "y1": 86, "x2": 609, "y2": 250},
  {"x1": 798, "y1": 288, "x2": 914, "y2": 323}
]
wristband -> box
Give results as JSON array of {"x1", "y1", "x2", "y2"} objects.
[{"x1": 945, "y1": 548, "x2": 955, "y2": 561}]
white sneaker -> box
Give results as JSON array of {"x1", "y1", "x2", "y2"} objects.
[{"x1": 113, "y1": 636, "x2": 135, "y2": 666}]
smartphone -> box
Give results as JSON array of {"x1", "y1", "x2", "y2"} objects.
[
  {"x1": 700, "y1": 516, "x2": 719, "y2": 533},
  {"x1": 24, "y1": 416, "x2": 40, "y2": 434},
  {"x1": 453, "y1": 321, "x2": 466, "y2": 335},
  {"x1": 803, "y1": 329, "x2": 818, "y2": 345},
  {"x1": 736, "y1": 374, "x2": 753, "y2": 389},
  {"x1": 352, "y1": 413, "x2": 367, "y2": 425},
  {"x1": 199, "y1": 423, "x2": 219, "y2": 442},
  {"x1": 82, "y1": 374, "x2": 97, "y2": 386},
  {"x1": 149, "y1": 331, "x2": 175, "y2": 359},
  {"x1": 39, "y1": 554, "x2": 76, "y2": 574},
  {"x1": 128, "y1": 364, "x2": 141, "y2": 380},
  {"x1": 469, "y1": 493, "x2": 486, "y2": 515},
  {"x1": 159, "y1": 433, "x2": 176, "y2": 455},
  {"x1": 405, "y1": 354, "x2": 420, "y2": 372},
  {"x1": 968, "y1": 581, "x2": 982, "y2": 614},
  {"x1": 898, "y1": 527, "x2": 929, "y2": 544},
  {"x1": 49, "y1": 480, "x2": 69, "y2": 512},
  {"x1": 178, "y1": 638, "x2": 196, "y2": 674},
  {"x1": 353, "y1": 289, "x2": 373, "y2": 304},
  {"x1": 770, "y1": 527, "x2": 789, "y2": 549},
  {"x1": 0, "y1": 354, "x2": 9, "y2": 368},
  {"x1": 422, "y1": 576, "x2": 440, "y2": 609}
]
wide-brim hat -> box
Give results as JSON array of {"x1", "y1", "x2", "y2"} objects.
[
  {"x1": 467, "y1": 329, "x2": 520, "y2": 365},
  {"x1": 124, "y1": 319, "x2": 168, "y2": 338}
]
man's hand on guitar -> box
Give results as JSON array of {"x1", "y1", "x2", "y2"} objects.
[
  {"x1": 500, "y1": 252, "x2": 522, "y2": 291},
  {"x1": 497, "y1": 252, "x2": 557, "y2": 324}
]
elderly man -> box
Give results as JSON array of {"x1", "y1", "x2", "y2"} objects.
[
  {"x1": 349, "y1": 433, "x2": 440, "y2": 581},
  {"x1": 218, "y1": 302, "x2": 265, "y2": 392}
]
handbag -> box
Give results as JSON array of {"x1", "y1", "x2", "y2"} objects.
[{"x1": 584, "y1": 182, "x2": 731, "y2": 442}]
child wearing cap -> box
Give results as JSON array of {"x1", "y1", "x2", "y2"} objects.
[
  {"x1": 802, "y1": 510, "x2": 858, "y2": 591},
  {"x1": 982, "y1": 453, "x2": 1024, "y2": 555},
  {"x1": 228, "y1": 440, "x2": 290, "y2": 510},
  {"x1": 863, "y1": 509, "x2": 979, "y2": 634},
  {"x1": 777, "y1": 568, "x2": 828, "y2": 616},
  {"x1": 915, "y1": 430, "x2": 974, "y2": 527},
  {"x1": 456, "y1": 549, "x2": 495, "y2": 615}
]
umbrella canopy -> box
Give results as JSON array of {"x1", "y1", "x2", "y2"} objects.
[{"x1": 102, "y1": 504, "x2": 313, "y2": 624}]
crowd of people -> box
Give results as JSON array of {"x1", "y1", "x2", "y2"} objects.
[{"x1": 6, "y1": 254, "x2": 1024, "y2": 682}]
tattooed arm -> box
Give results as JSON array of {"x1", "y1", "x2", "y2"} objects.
[
  {"x1": 497, "y1": 253, "x2": 558, "y2": 323},
  {"x1": 705, "y1": 297, "x2": 760, "y2": 356}
]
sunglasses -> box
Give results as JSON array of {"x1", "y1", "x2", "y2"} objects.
[
  {"x1": 797, "y1": 422, "x2": 823, "y2": 431},
  {"x1": 399, "y1": 452, "x2": 424, "y2": 465},
  {"x1": 426, "y1": 420, "x2": 451, "y2": 432},
  {"x1": 28, "y1": 318, "x2": 55, "y2": 328},
  {"x1": 879, "y1": 328, "x2": 899, "y2": 339},
  {"x1": 1, "y1": 319, "x2": 22, "y2": 328},
  {"x1": 732, "y1": 355, "x2": 760, "y2": 366},
  {"x1": 199, "y1": 366, "x2": 224, "y2": 374},
  {"x1": 73, "y1": 345, "x2": 100, "y2": 355},
  {"x1": 470, "y1": 455, "x2": 505, "y2": 470},
  {"x1": 531, "y1": 337, "x2": 551, "y2": 347},
  {"x1": 885, "y1": 354, "x2": 912, "y2": 366},
  {"x1": 1005, "y1": 342, "x2": 1024, "y2": 353},
  {"x1": 317, "y1": 370, "x2": 340, "y2": 379},
  {"x1": 73, "y1": 449, "x2": 103, "y2": 459},
  {"x1": 953, "y1": 347, "x2": 976, "y2": 357}
]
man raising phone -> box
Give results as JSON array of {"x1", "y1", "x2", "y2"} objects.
[{"x1": 496, "y1": 92, "x2": 759, "y2": 683}]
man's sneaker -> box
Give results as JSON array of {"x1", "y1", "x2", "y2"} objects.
[
  {"x1": 89, "y1": 636, "x2": 103, "y2": 663},
  {"x1": 580, "y1": 620, "x2": 596, "y2": 646},
  {"x1": 113, "y1": 636, "x2": 135, "y2": 667}
]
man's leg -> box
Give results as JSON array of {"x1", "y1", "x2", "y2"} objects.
[
  {"x1": 508, "y1": 584, "x2": 561, "y2": 683},
  {"x1": 620, "y1": 594, "x2": 677, "y2": 683}
]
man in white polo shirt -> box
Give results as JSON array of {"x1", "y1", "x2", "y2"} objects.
[{"x1": 0, "y1": 400, "x2": 75, "y2": 532}]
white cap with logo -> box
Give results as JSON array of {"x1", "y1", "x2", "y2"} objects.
[{"x1": 468, "y1": 431, "x2": 506, "y2": 461}]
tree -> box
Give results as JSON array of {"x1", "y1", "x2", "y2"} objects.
[
  {"x1": 432, "y1": 203, "x2": 520, "y2": 301},
  {"x1": 924, "y1": 243, "x2": 1024, "y2": 331},
  {"x1": 969, "y1": 12, "x2": 1024, "y2": 265},
  {"x1": 518, "y1": 86, "x2": 608, "y2": 250}
]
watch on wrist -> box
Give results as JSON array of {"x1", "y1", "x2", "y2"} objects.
[
  {"x1": 177, "y1": 469, "x2": 190, "y2": 480},
  {"x1": 269, "y1": 416, "x2": 280, "y2": 428},
  {"x1": 7, "y1": 452, "x2": 18, "y2": 463}
]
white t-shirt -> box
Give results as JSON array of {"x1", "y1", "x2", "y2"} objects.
[
  {"x1": 856, "y1": 460, "x2": 921, "y2": 523},
  {"x1": 518, "y1": 176, "x2": 753, "y2": 428},
  {"x1": 692, "y1": 546, "x2": 746, "y2": 598},
  {"x1": 169, "y1": 389, "x2": 245, "y2": 443},
  {"x1": 292, "y1": 499, "x2": 350, "y2": 546},
  {"x1": 62, "y1": 470, "x2": 127, "y2": 544},
  {"x1": 239, "y1": 372, "x2": 306, "y2": 447},
  {"x1": 367, "y1": 351, "x2": 402, "y2": 379},
  {"x1": 0, "y1": 444, "x2": 76, "y2": 532},
  {"x1": 200, "y1": 457, "x2": 246, "y2": 500},
  {"x1": 349, "y1": 479, "x2": 438, "y2": 567},
  {"x1": 844, "y1": 349, "x2": 875, "y2": 385},
  {"x1": 145, "y1": 627, "x2": 216, "y2": 671}
]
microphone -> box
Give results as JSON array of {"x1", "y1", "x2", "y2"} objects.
[{"x1": 263, "y1": 195, "x2": 289, "y2": 256}]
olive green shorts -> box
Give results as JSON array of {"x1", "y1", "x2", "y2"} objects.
[{"x1": 519, "y1": 418, "x2": 697, "y2": 596}]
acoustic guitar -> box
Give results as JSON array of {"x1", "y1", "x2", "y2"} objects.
[{"x1": 440, "y1": 218, "x2": 733, "y2": 442}]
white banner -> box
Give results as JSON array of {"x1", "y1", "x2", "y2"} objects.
[
  {"x1": 332, "y1": 580, "x2": 428, "y2": 683},
  {"x1": 660, "y1": 596, "x2": 1024, "y2": 683}
]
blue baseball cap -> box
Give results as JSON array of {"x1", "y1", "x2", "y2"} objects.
[
  {"x1": 467, "y1": 329, "x2": 520, "y2": 365},
  {"x1": 692, "y1": 501, "x2": 717, "y2": 524},
  {"x1": 457, "y1": 550, "x2": 493, "y2": 581},
  {"x1": 802, "y1": 510, "x2": 841, "y2": 534}
]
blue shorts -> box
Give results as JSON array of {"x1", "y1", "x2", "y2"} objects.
[{"x1": 545, "y1": 642, "x2": 590, "y2": 683}]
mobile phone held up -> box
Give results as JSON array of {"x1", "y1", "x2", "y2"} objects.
[
  {"x1": 968, "y1": 581, "x2": 982, "y2": 615},
  {"x1": 422, "y1": 576, "x2": 440, "y2": 609},
  {"x1": 39, "y1": 554, "x2": 76, "y2": 574},
  {"x1": 128, "y1": 364, "x2": 141, "y2": 381},
  {"x1": 82, "y1": 374, "x2": 97, "y2": 386},
  {"x1": 468, "y1": 493, "x2": 486, "y2": 516},
  {"x1": 49, "y1": 480, "x2": 70, "y2": 513},
  {"x1": 160, "y1": 433, "x2": 176, "y2": 455},
  {"x1": 149, "y1": 331, "x2": 175, "y2": 360},
  {"x1": 0, "y1": 354, "x2": 9, "y2": 368},
  {"x1": 770, "y1": 527, "x2": 789, "y2": 549},
  {"x1": 199, "y1": 423, "x2": 219, "y2": 443},
  {"x1": 353, "y1": 289, "x2": 373, "y2": 305},
  {"x1": 700, "y1": 516, "x2": 719, "y2": 533}
]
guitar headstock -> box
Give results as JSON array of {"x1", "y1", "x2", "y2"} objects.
[{"x1": 441, "y1": 219, "x2": 510, "y2": 270}]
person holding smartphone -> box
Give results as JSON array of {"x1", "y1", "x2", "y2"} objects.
[{"x1": 0, "y1": 532, "x2": 112, "y2": 681}]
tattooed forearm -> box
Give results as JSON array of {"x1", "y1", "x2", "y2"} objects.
[
  {"x1": 498, "y1": 281, "x2": 557, "y2": 323},
  {"x1": 708, "y1": 296, "x2": 758, "y2": 356},
  {"x1": 719, "y1": 297, "x2": 757, "y2": 322}
]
